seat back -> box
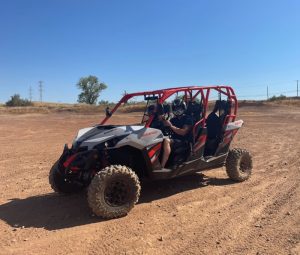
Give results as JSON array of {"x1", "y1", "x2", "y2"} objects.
[
  {"x1": 186, "y1": 101, "x2": 203, "y2": 125},
  {"x1": 220, "y1": 100, "x2": 232, "y2": 125}
]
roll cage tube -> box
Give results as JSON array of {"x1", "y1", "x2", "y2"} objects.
[{"x1": 100, "y1": 86, "x2": 237, "y2": 127}]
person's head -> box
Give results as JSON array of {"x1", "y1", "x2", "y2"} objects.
[
  {"x1": 172, "y1": 98, "x2": 186, "y2": 117},
  {"x1": 213, "y1": 100, "x2": 227, "y2": 115},
  {"x1": 147, "y1": 104, "x2": 157, "y2": 116},
  {"x1": 147, "y1": 103, "x2": 164, "y2": 120}
]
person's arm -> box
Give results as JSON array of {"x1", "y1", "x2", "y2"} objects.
[
  {"x1": 170, "y1": 124, "x2": 191, "y2": 136},
  {"x1": 163, "y1": 119, "x2": 192, "y2": 136}
]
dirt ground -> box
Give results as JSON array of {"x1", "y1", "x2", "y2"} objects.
[{"x1": 0, "y1": 105, "x2": 299, "y2": 255}]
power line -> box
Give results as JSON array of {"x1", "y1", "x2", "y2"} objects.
[
  {"x1": 29, "y1": 86, "x2": 33, "y2": 101},
  {"x1": 38, "y1": 81, "x2": 43, "y2": 102},
  {"x1": 238, "y1": 90, "x2": 297, "y2": 98},
  {"x1": 24, "y1": 82, "x2": 299, "y2": 102}
]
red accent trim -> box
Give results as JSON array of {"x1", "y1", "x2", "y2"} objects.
[
  {"x1": 193, "y1": 134, "x2": 207, "y2": 152},
  {"x1": 223, "y1": 136, "x2": 231, "y2": 145},
  {"x1": 148, "y1": 143, "x2": 162, "y2": 159},
  {"x1": 193, "y1": 118, "x2": 205, "y2": 141},
  {"x1": 151, "y1": 154, "x2": 158, "y2": 164},
  {"x1": 222, "y1": 129, "x2": 239, "y2": 145},
  {"x1": 230, "y1": 129, "x2": 238, "y2": 139},
  {"x1": 63, "y1": 154, "x2": 77, "y2": 168},
  {"x1": 70, "y1": 166, "x2": 80, "y2": 172},
  {"x1": 199, "y1": 134, "x2": 207, "y2": 144}
]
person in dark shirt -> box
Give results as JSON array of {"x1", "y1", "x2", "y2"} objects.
[
  {"x1": 148, "y1": 104, "x2": 166, "y2": 132},
  {"x1": 204, "y1": 100, "x2": 226, "y2": 155},
  {"x1": 206, "y1": 100, "x2": 226, "y2": 140},
  {"x1": 161, "y1": 99, "x2": 192, "y2": 168}
]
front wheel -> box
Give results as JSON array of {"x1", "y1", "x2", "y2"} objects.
[
  {"x1": 225, "y1": 148, "x2": 253, "y2": 182},
  {"x1": 87, "y1": 165, "x2": 141, "y2": 219}
]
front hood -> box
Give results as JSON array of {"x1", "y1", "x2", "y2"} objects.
[{"x1": 73, "y1": 125, "x2": 163, "y2": 150}]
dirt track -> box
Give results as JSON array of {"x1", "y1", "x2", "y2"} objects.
[{"x1": 0, "y1": 105, "x2": 299, "y2": 255}]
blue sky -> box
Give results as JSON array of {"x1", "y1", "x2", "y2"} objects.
[{"x1": 0, "y1": 0, "x2": 299, "y2": 103}]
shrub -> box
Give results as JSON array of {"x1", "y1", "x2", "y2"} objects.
[
  {"x1": 98, "y1": 100, "x2": 110, "y2": 105},
  {"x1": 268, "y1": 94, "x2": 287, "y2": 102},
  {"x1": 6, "y1": 94, "x2": 33, "y2": 107}
]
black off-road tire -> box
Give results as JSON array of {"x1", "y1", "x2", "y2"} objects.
[
  {"x1": 49, "y1": 161, "x2": 83, "y2": 194},
  {"x1": 87, "y1": 165, "x2": 141, "y2": 219},
  {"x1": 225, "y1": 148, "x2": 253, "y2": 182}
]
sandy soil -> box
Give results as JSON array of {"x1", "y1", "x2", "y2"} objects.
[{"x1": 0, "y1": 105, "x2": 299, "y2": 255}]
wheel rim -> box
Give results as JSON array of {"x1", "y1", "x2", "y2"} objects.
[
  {"x1": 239, "y1": 154, "x2": 251, "y2": 173},
  {"x1": 104, "y1": 180, "x2": 130, "y2": 207}
]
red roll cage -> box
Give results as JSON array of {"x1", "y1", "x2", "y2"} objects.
[{"x1": 100, "y1": 85, "x2": 237, "y2": 131}]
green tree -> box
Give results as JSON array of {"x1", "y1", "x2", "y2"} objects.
[{"x1": 77, "y1": 75, "x2": 107, "y2": 104}]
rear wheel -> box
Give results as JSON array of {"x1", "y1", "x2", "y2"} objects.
[
  {"x1": 49, "y1": 161, "x2": 83, "y2": 194},
  {"x1": 87, "y1": 165, "x2": 141, "y2": 219},
  {"x1": 225, "y1": 148, "x2": 253, "y2": 182}
]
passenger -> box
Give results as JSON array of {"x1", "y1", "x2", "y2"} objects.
[
  {"x1": 206, "y1": 100, "x2": 226, "y2": 140},
  {"x1": 204, "y1": 100, "x2": 226, "y2": 156},
  {"x1": 148, "y1": 104, "x2": 165, "y2": 131},
  {"x1": 161, "y1": 99, "x2": 192, "y2": 168}
]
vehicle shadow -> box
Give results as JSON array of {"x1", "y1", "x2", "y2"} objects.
[
  {"x1": 0, "y1": 192, "x2": 102, "y2": 231},
  {"x1": 0, "y1": 174, "x2": 235, "y2": 231},
  {"x1": 139, "y1": 173, "x2": 235, "y2": 203}
]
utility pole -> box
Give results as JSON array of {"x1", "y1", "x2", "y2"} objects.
[
  {"x1": 29, "y1": 86, "x2": 33, "y2": 102},
  {"x1": 267, "y1": 85, "x2": 269, "y2": 100},
  {"x1": 38, "y1": 81, "x2": 43, "y2": 102},
  {"x1": 297, "y1": 80, "x2": 299, "y2": 97}
]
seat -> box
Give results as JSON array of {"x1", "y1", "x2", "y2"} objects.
[
  {"x1": 220, "y1": 100, "x2": 232, "y2": 125},
  {"x1": 186, "y1": 101, "x2": 203, "y2": 125},
  {"x1": 206, "y1": 113, "x2": 222, "y2": 139},
  {"x1": 185, "y1": 101, "x2": 202, "y2": 143}
]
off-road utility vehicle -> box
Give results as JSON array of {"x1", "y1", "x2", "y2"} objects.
[{"x1": 49, "y1": 86, "x2": 253, "y2": 219}]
